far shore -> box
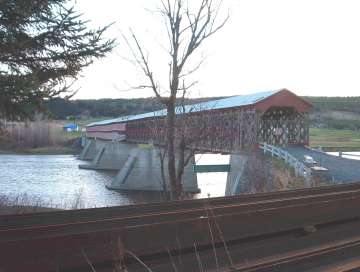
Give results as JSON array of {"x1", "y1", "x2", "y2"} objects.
[{"x1": 0, "y1": 146, "x2": 79, "y2": 155}]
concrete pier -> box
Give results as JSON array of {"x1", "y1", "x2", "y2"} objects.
[
  {"x1": 78, "y1": 139, "x2": 98, "y2": 161},
  {"x1": 79, "y1": 141, "x2": 135, "y2": 170},
  {"x1": 107, "y1": 145, "x2": 200, "y2": 193},
  {"x1": 225, "y1": 154, "x2": 248, "y2": 196}
]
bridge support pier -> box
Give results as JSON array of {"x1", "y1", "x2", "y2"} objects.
[
  {"x1": 107, "y1": 145, "x2": 200, "y2": 193},
  {"x1": 225, "y1": 154, "x2": 248, "y2": 196},
  {"x1": 78, "y1": 139, "x2": 98, "y2": 161},
  {"x1": 79, "y1": 141, "x2": 135, "y2": 170}
]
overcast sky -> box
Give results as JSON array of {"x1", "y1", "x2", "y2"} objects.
[{"x1": 73, "y1": 0, "x2": 360, "y2": 99}]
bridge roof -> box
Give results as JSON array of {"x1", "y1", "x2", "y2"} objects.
[{"x1": 87, "y1": 89, "x2": 311, "y2": 127}]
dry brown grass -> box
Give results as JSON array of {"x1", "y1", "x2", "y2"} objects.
[
  {"x1": 240, "y1": 154, "x2": 279, "y2": 193},
  {"x1": 4, "y1": 120, "x2": 65, "y2": 149},
  {"x1": 0, "y1": 189, "x2": 86, "y2": 215},
  {"x1": 1, "y1": 115, "x2": 80, "y2": 153},
  {"x1": 0, "y1": 194, "x2": 57, "y2": 215}
]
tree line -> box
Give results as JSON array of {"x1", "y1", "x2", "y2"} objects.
[
  {"x1": 45, "y1": 97, "x2": 224, "y2": 120},
  {"x1": 304, "y1": 96, "x2": 360, "y2": 113},
  {"x1": 45, "y1": 96, "x2": 360, "y2": 120}
]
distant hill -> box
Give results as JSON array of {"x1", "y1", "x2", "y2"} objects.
[
  {"x1": 45, "y1": 96, "x2": 360, "y2": 130},
  {"x1": 45, "y1": 97, "x2": 225, "y2": 120},
  {"x1": 304, "y1": 96, "x2": 360, "y2": 130},
  {"x1": 304, "y1": 96, "x2": 360, "y2": 113}
]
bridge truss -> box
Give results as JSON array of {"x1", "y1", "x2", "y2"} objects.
[
  {"x1": 86, "y1": 89, "x2": 313, "y2": 152},
  {"x1": 126, "y1": 106, "x2": 309, "y2": 153}
]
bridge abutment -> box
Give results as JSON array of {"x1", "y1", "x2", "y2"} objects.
[
  {"x1": 226, "y1": 152, "x2": 278, "y2": 195},
  {"x1": 225, "y1": 154, "x2": 248, "y2": 196}
]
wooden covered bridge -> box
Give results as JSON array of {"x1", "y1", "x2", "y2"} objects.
[
  {"x1": 86, "y1": 88, "x2": 312, "y2": 152},
  {"x1": 80, "y1": 89, "x2": 313, "y2": 193}
]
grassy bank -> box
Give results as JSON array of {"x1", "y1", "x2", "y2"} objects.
[
  {"x1": 17, "y1": 146, "x2": 78, "y2": 155},
  {"x1": 0, "y1": 190, "x2": 87, "y2": 215},
  {"x1": 309, "y1": 128, "x2": 360, "y2": 150},
  {"x1": 0, "y1": 136, "x2": 80, "y2": 155}
]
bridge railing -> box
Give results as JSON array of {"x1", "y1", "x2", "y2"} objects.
[{"x1": 259, "y1": 143, "x2": 312, "y2": 186}]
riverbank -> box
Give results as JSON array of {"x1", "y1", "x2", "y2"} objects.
[
  {"x1": 0, "y1": 134, "x2": 81, "y2": 155},
  {"x1": 0, "y1": 146, "x2": 78, "y2": 155},
  {"x1": 0, "y1": 193, "x2": 62, "y2": 215},
  {"x1": 0, "y1": 119, "x2": 82, "y2": 155}
]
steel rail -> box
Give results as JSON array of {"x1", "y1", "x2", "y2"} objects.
[
  {"x1": 2, "y1": 186, "x2": 360, "y2": 243},
  {"x1": 2, "y1": 184, "x2": 360, "y2": 271},
  {"x1": 1, "y1": 191, "x2": 360, "y2": 259},
  {"x1": 2, "y1": 182, "x2": 360, "y2": 230},
  {"x1": 115, "y1": 219, "x2": 360, "y2": 272},
  {"x1": 232, "y1": 235, "x2": 360, "y2": 271},
  {"x1": 0, "y1": 203, "x2": 360, "y2": 271}
]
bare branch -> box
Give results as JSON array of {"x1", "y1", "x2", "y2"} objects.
[
  {"x1": 122, "y1": 0, "x2": 228, "y2": 199},
  {"x1": 122, "y1": 30, "x2": 166, "y2": 103},
  {"x1": 114, "y1": 83, "x2": 155, "y2": 93},
  {"x1": 179, "y1": 56, "x2": 206, "y2": 78},
  {"x1": 179, "y1": 0, "x2": 228, "y2": 70}
]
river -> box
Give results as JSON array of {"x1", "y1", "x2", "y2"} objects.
[
  {"x1": 0, "y1": 153, "x2": 229, "y2": 208},
  {"x1": 1, "y1": 152, "x2": 359, "y2": 209}
]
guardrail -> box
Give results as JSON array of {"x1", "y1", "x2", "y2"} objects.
[
  {"x1": 259, "y1": 143, "x2": 311, "y2": 186},
  {"x1": 193, "y1": 164, "x2": 230, "y2": 173}
]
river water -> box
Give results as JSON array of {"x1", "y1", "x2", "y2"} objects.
[
  {"x1": 0, "y1": 153, "x2": 229, "y2": 208},
  {"x1": 1, "y1": 152, "x2": 359, "y2": 209}
]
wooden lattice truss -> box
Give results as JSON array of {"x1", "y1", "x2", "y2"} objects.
[
  {"x1": 259, "y1": 107, "x2": 309, "y2": 147},
  {"x1": 125, "y1": 106, "x2": 309, "y2": 153}
]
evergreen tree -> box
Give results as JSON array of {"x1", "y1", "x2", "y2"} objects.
[{"x1": 0, "y1": 0, "x2": 115, "y2": 120}]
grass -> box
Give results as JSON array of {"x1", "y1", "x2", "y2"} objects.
[
  {"x1": 0, "y1": 189, "x2": 86, "y2": 215},
  {"x1": 268, "y1": 154, "x2": 333, "y2": 190},
  {"x1": 309, "y1": 128, "x2": 360, "y2": 149},
  {"x1": 0, "y1": 194, "x2": 59, "y2": 215},
  {"x1": 269, "y1": 157, "x2": 309, "y2": 190}
]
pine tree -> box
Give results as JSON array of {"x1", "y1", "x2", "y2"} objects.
[{"x1": 0, "y1": 0, "x2": 115, "y2": 120}]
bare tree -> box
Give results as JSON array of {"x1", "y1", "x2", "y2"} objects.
[
  {"x1": 145, "y1": 101, "x2": 212, "y2": 199},
  {"x1": 125, "y1": 0, "x2": 228, "y2": 199}
]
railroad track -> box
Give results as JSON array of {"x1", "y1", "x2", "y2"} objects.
[
  {"x1": 1, "y1": 183, "x2": 360, "y2": 271},
  {"x1": 2, "y1": 182, "x2": 360, "y2": 229}
]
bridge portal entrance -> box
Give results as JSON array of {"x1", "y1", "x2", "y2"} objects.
[{"x1": 259, "y1": 106, "x2": 309, "y2": 147}]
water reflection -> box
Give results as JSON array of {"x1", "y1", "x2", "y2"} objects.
[{"x1": 195, "y1": 153, "x2": 229, "y2": 198}]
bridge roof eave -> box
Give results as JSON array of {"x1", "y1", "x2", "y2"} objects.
[
  {"x1": 86, "y1": 88, "x2": 312, "y2": 128},
  {"x1": 253, "y1": 89, "x2": 313, "y2": 114}
]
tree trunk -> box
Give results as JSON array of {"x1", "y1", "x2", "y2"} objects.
[
  {"x1": 166, "y1": 102, "x2": 177, "y2": 199},
  {"x1": 176, "y1": 138, "x2": 186, "y2": 196}
]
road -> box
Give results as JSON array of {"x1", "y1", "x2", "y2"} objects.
[{"x1": 285, "y1": 146, "x2": 360, "y2": 182}]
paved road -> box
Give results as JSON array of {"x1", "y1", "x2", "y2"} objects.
[{"x1": 284, "y1": 146, "x2": 360, "y2": 183}]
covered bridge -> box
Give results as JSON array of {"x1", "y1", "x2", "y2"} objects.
[{"x1": 86, "y1": 88, "x2": 312, "y2": 153}]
